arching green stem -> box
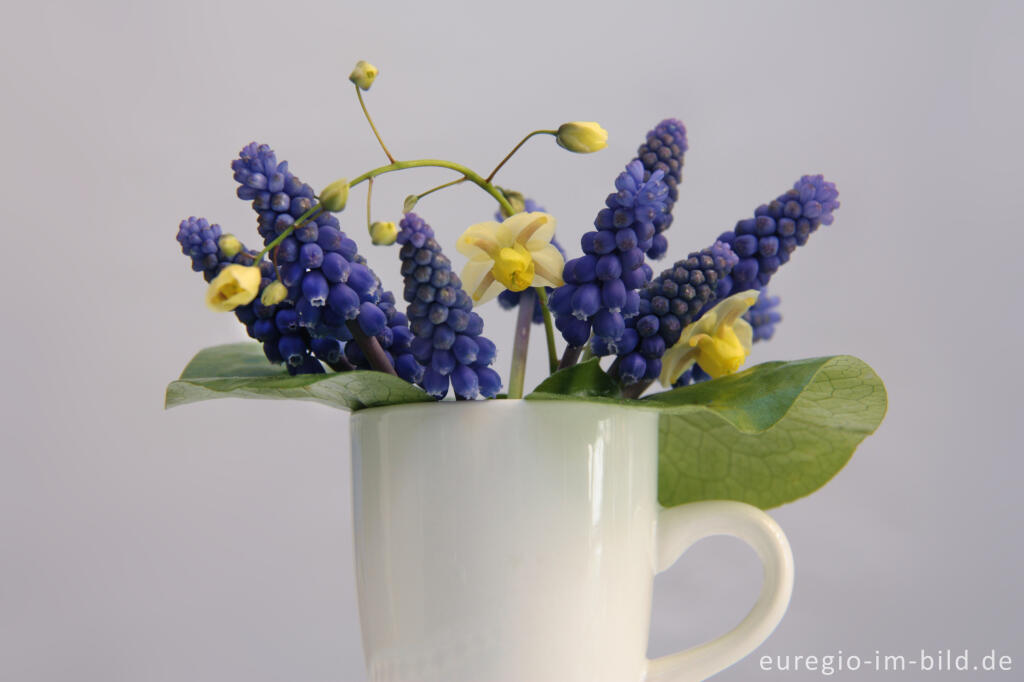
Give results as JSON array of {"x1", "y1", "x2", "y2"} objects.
[
  {"x1": 350, "y1": 159, "x2": 515, "y2": 216},
  {"x1": 355, "y1": 85, "x2": 396, "y2": 164},
  {"x1": 485, "y1": 130, "x2": 557, "y2": 183}
]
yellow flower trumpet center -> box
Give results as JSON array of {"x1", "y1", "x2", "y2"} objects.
[
  {"x1": 690, "y1": 327, "x2": 749, "y2": 379},
  {"x1": 491, "y1": 243, "x2": 535, "y2": 292}
]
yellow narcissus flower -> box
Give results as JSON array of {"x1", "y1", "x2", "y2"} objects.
[
  {"x1": 456, "y1": 212, "x2": 565, "y2": 304},
  {"x1": 555, "y1": 122, "x2": 608, "y2": 153},
  {"x1": 659, "y1": 290, "x2": 760, "y2": 386},
  {"x1": 205, "y1": 264, "x2": 262, "y2": 312}
]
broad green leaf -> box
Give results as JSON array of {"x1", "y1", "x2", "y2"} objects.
[
  {"x1": 644, "y1": 356, "x2": 837, "y2": 432},
  {"x1": 655, "y1": 355, "x2": 886, "y2": 509},
  {"x1": 166, "y1": 343, "x2": 431, "y2": 412},
  {"x1": 526, "y1": 358, "x2": 619, "y2": 399}
]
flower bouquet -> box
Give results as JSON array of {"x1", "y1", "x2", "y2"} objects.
[{"x1": 167, "y1": 61, "x2": 887, "y2": 682}]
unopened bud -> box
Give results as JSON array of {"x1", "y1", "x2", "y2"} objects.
[
  {"x1": 320, "y1": 179, "x2": 349, "y2": 212},
  {"x1": 260, "y1": 280, "x2": 288, "y2": 306},
  {"x1": 555, "y1": 121, "x2": 608, "y2": 153},
  {"x1": 218, "y1": 234, "x2": 242, "y2": 258},
  {"x1": 370, "y1": 221, "x2": 398, "y2": 246},
  {"x1": 349, "y1": 60, "x2": 379, "y2": 91}
]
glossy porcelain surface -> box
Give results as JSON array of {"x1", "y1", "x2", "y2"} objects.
[{"x1": 350, "y1": 400, "x2": 793, "y2": 682}]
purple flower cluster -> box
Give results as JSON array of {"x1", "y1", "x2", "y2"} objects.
[
  {"x1": 634, "y1": 119, "x2": 688, "y2": 260},
  {"x1": 175, "y1": 223, "x2": 328, "y2": 374},
  {"x1": 744, "y1": 289, "x2": 781, "y2": 342},
  {"x1": 397, "y1": 213, "x2": 501, "y2": 399},
  {"x1": 610, "y1": 241, "x2": 739, "y2": 385},
  {"x1": 230, "y1": 142, "x2": 423, "y2": 382},
  {"x1": 549, "y1": 159, "x2": 668, "y2": 349},
  {"x1": 670, "y1": 175, "x2": 839, "y2": 388},
  {"x1": 716, "y1": 175, "x2": 840, "y2": 295},
  {"x1": 176, "y1": 217, "x2": 223, "y2": 278},
  {"x1": 232, "y1": 142, "x2": 317, "y2": 243}
]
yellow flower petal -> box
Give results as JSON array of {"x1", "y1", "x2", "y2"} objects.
[
  {"x1": 205, "y1": 264, "x2": 261, "y2": 312},
  {"x1": 456, "y1": 222, "x2": 502, "y2": 259},
  {"x1": 509, "y1": 212, "x2": 556, "y2": 249},
  {"x1": 473, "y1": 278, "x2": 506, "y2": 305},
  {"x1": 530, "y1": 243, "x2": 565, "y2": 287},
  {"x1": 733, "y1": 317, "x2": 753, "y2": 355},
  {"x1": 460, "y1": 258, "x2": 494, "y2": 298}
]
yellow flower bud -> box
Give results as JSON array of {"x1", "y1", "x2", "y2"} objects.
[
  {"x1": 491, "y1": 243, "x2": 535, "y2": 292},
  {"x1": 320, "y1": 179, "x2": 349, "y2": 212},
  {"x1": 260, "y1": 280, "x2": 288, "y2": 306},
  {"x1": 218, "y1": 234, "x2": 242, "y2": 258},
  {"x1": 349, "y1": 60, "x2": 379, "y2": 91},
  {"x1": 370, "y1": 221, "x2": 398, "y2": 246},
  {"x1": 555, "y1": 122, "x2": 608, "y2": 153},
  {"x1": 500, "y1": 189, "x2": 526, "y2": 217},
  {"x1": 205, "y1": 264, "x2": 262, "y2": 312}
]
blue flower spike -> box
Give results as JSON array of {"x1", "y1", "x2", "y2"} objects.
[
  {"x1": 230, "y1": 142, "x2": 423, "y2": 381},
  {"x1": 397, "y1": 213, "x2": 501, "y2": 399},
  {"x1": 634, "y1": 119, "x2": 688, "y2": 260},
  {"x1": 550, "y1": 159, "x2": 669, "y2": 355}
]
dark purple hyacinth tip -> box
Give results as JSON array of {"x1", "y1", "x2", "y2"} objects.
[
  {"x1": 634, "y1": 118, "x2": 688, "y2": 259},
  {"x1": 717, "y1": 174, "x2": 839, "y2": 295}
]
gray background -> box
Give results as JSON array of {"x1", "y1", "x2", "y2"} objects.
[{"x1": 2, "y1": 0, "x2": 1022, "y2": 679}]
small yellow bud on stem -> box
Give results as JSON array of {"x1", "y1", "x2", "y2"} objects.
[
  {"x1": 320, "y1": 179, "x2": 350, "y2": 212},
  {"x1": 369, "y1": 221, "x2": 398, "y2": 246},
  {"x1": 555, "y1": 122, "x2": 608, "y2": 153},
  {"x1": 218, "y1": 234, "x2": 242, "y2": 258},
  {"x1": 260, "y1": 280, "x2": 288, "y2": 306},
  {"x1": 349, "y1": 60, "x2": 379, "y2": 91}
]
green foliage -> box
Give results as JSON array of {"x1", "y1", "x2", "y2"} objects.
[
  {"x1": 166, "y1": 343, "x2": 431, "y2": 412},
  {"x1": 527, "y1": 355, "x2": 887, "y2": 509},
  {"x1": 167, "y1": 345, "x2": 886, "y2": 509}
]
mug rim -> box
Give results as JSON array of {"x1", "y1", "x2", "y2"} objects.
[{"x1": 350, "y1": 397, "x2": 661, "y2": 420}]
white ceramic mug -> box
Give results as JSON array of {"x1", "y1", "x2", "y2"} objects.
[{"x1": 350, "y1": 400, "x2": 793, "y2": 682}]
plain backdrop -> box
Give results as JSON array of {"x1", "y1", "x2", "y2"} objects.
[{"x1": 2, "y1": 1, "x2": 1022, "y2": 680}]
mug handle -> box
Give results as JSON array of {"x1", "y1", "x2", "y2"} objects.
[{"x1": 644, "y1": 500, "x2": 795, "y2": 682}]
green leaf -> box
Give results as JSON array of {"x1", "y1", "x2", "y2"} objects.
[
  {"x1": 524, "y1": 358, "x2": 620, "y2": 399},
  {"x1": 166, "y1": 343, "x2": 432, "y2": 412},
  {"x1": 654, "y1": 355, "x2": 887, "y2": 509},
  {"x1": 645, "y1": 356, "x2": 836, "y2": 432}
]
